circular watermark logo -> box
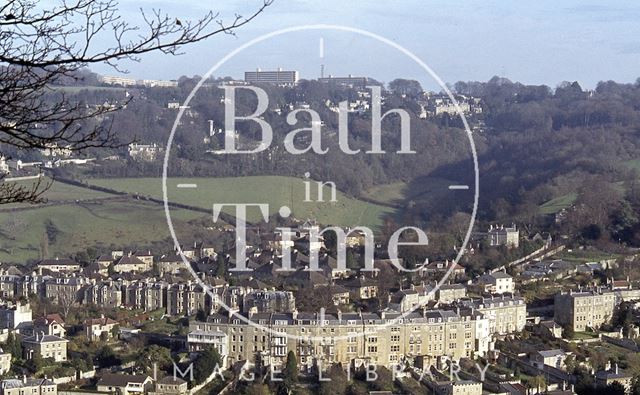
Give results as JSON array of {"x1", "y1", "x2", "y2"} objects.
[{"x1": 163, "y1": 24, "x2": 479, "y2": 341}]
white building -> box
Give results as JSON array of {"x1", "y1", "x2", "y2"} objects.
[
  {"x1": 487, "y1": 224, "x2": 519, "y2": 248},
  {"x1": 128, "y1": 143, "x2": 163, "y2": 162},
  {"x1": 477, "y1": 271, "x2": 514, "y2": 294}
]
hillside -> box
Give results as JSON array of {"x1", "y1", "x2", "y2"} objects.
[
  {"x1": 88, "y1": 176, "x2": 394, "y2": 229},
  {"x1": 0, "y1": 200, "x2": 203, "y2": 263}
]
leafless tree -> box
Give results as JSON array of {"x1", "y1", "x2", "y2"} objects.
[
  {"x1": 54, "y1": 285, "x2": 79, "y2": 318},
  {"x1": 0, "y1": 0, "x2": 272, "y2": 203}
]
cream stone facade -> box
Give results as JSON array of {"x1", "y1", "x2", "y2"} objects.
[
  {"x1": 189, "y1": 309, "x2": 492, "y2": 371},
  {"x1": 554, "y1": 288, "x2": 617, "y2": 332}
]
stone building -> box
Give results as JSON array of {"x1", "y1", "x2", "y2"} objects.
[
  {"x1": 0, "y1": 378, "x2": 57, "y2": 395},
  {"x1": 188, "y1": 308, "x2": 491, "y2": 371},
  {"x1": 242, "y1": 290, "x2": 296, "y2": 314},
  {"x1": 554, "y1": 288, "x2": 617, "y2": 332},
  {"x1": 462, "y1": 295, "x2": 526, "y2": 335},
  {"x1": 22, "y1": 333, "x2": 68, "y2": 362},
  {"x1": 487, "y1": 225, "x2": 519, "y2": 248}
]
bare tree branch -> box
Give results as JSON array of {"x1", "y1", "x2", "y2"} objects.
[{"x1": 0, "y1": 0, "x2": 272, "y2": 204}]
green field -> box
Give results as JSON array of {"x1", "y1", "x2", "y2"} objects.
[
  {"x1": 625, "y1": 158, "x2": 640, "y2": 172},
  {"x1": 362, "y1": 182, "x2": 407, "y2": 205},
  {"x1": 539, "y1": 193, "x2": 578, "y2": 214},
  {"x1": 0, "y1": 177, "x2": 112, "y2": 210},
  {"x1": 0, "y1": 200, "x2": 203, "y2": 263},
  {"x1": 88, "y1": 176, "x2": 394, "y2": 228}
]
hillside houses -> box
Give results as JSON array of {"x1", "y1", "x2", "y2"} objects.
[
  {"x1": 477, "y1": 271, "x2": 515, "y2": 295},
  {"x1": 33, "y1": 314, "x2": 65, "y2": 337},
  {"x1": 128, "y1": 143, "x2": 163, "y2": 162},
  {"x1": 36, "y1": 258, "x2": 81, "y2": 274},
  {"x1": 84, "y1": 315, "x2": 118, "y2": 341},
  {"x1": 113, "y1": 255, "x2": 152, "y2": 273},
  {"x1": 22, "y1": 332, "x2": 68, "y2": 362}
]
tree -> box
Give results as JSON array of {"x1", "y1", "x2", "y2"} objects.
[
  {"x1": 136, "y1": 345, "x2": 173, "y2": 375},
  {"x1": 193, "y1": 346, "x2": 222, "y2": 384},
  {"x1": 4, "y1": 333, "x2": 21, "y2": 359},
  {"x1": 388, "y1": 79, "x2": 423, "y2": 97},
  {"x1": 631, "y1": 375, "x2": 640, "y2": 395},
  {"x1": 27, "y1": 351, "x2": 43, "y2": 373},
  {"x1": 602, "y1": 382, "x2": 626, "y2": 395},
  {"x1": 95, "y1": 344, "x2": 121, "y2": 368},
  {"x1": 0, "y1": 0, "x2": 272, "y2": 203},
  {"x1": 318, "y1": 364, "x2": 347, "y2": 395},
  {"x1": 562, "y1": 324, "x2": 575, "y2": 340},
  {"x1": 282, "y1": 350, "x2": 298, "y2": 392},
  {"x1": 524, "y1": 375, "x2": 546, "y2": 393},
  {"x1": 55, "y1": 286, "x2": 78, "y2": 318},
  {"x1": 215, "y1": 254, "x2": 227, "y2": 279}
]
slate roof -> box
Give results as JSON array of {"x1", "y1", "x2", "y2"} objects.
[{"x1": 98, "y1": 373, "x2": 151, "y2": 387}]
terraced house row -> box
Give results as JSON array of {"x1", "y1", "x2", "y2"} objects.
[
  {"x1": 0, "y1": 272, "x2": 294, "y2": 317},
  {"x1": 186, "y1": 305, "x2": 519, "y2": 371}
]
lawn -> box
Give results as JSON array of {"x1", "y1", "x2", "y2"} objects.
[
  {"x1": 556, "y1": 249, "x2": 623, "y2": 263},
  {"x1": 0, "y1": 200, "x2": 204, "y2": 263},
  {"x1": 88, "y1": 176, "x2": 393, "y2": 228}
]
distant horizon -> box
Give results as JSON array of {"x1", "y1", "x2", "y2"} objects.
[
  {"x1": 90, "y1": 68, "x2": 639, "y2": 91},
  {"x1": 87, "y1": 0, "x2": 640, "y2": 91}
]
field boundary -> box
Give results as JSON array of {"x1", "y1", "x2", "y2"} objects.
[{"x1": 48, "y1": 175, "x2": 240, "y2": 225}]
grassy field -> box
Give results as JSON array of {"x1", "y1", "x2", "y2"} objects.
[
  {"x1": 0, "y1": 200, "x2": 204, "y2": 263},
  {"x1": 88, "y1": 176, "x2": 394, "y2": 228},
  {"x1": 625, "y1": 158, "x2": 640, "y2": 172},
  {"x1": 362, "y1": 182, "x2": 407, "y2": 205},
  {"x1": 556, "y1": 249, "x2": 623, "y2": 263},
  {"x1": 539, "y1": 193, "x2": 578, "y2": 214},
  {"x1": 7, "y1": 177, "x2": 111, "y2": 205}
]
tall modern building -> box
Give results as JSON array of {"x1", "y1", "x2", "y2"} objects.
[{"x1": 244, "y1": 68, "x2": 299, "y2": 85}]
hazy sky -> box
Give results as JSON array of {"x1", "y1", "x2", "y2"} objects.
[{"x1": 93, "y1": 0, "x2": 640, "y2": 90}]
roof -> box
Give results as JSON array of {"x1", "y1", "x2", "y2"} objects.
[
  {"x1": 35, "y1": 313, "x2": 64, "y2": 326},
  {"x1": 489, "y1": 271, "x2": 512, "y2": 279},
  {"x1": 114, "y1": 255, "x2": 146, "y2": 266},
  {"x1": 439, "y1": 284, "x2": 466, "y2": 291},
  {"x1": 84, "y1": 316, "x2": 118, "y2": 326},
  {"x1": 595, "y1": 368, "x2": 633, "y2": 380},
  {"x1": 425, "y1": 260, "x2": 464, "y2": 271},
  {"x1": 537, "y1": 349, "x2": 566, "y2": 358},
  {"x1": 22, "y1": 334, "x2": 68, "y2": 344},
  {"x1": 157, "y1": 376, "x2": 187, "y2": 385},
  {"x1": 37, "y1": 258, "x2": 78, "y2": 266},
  {"x1": 98, "y1": 373, "x2": 151, "y2": 387},
  {"x1": 1, "y1": 378, "x2": 55, "y2": 389}
]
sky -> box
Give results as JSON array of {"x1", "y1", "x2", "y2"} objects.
[{"x1": 92, "y1": 0, "x2": 640, "y2": 90}]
